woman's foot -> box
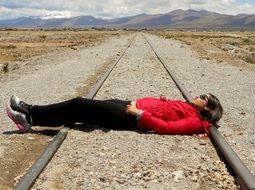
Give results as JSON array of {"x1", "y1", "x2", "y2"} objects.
[
  {"x1": 6, "y1": 106, "x2": 31, "y2": 133},
  {"x1": 10, "y1": 95, "x2": 30, "y2": 114}
]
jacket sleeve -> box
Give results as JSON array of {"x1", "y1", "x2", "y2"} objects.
[{"x1": 140, "y1": 111, "x2": 203, "y2": 135}]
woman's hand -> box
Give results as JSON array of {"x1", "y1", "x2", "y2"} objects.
[{"x1": 126, "y1": 104, "x2": 140, "y2": 116}]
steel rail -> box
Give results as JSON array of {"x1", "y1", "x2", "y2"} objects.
[
  {"x1": 143, "y1": 34, "x2": 255, "y2": 190},
  {"x1": 14, "y1": 35, "x2": 135, "y2": 190}
]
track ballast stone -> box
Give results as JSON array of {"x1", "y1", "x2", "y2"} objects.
[{"x1": 32, "y1": 34, "x2": 241, "y2": 190}]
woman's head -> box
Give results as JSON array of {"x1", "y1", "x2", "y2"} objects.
[{"x1": 192, "y1": 93, "x2": 223, "y2": 123}]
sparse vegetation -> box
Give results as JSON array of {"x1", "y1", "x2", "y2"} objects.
[
  {"x1": 229, "y1": 41, "x2": 239, "y2": 46},
  {"x1": 242, "y1": 38, "x2": 250, "y2": 44},
  {"x1": 0, "y1": 30, "x2": 119, "y2": 67},
  {"x1": 152, "y1": 31, "x2": 255, "y2": 65},
  {"x1": 3, "y1": 63, "x2": 8, "y2": 72},
  {"x1": 243, "y1": 53, "x2": 255, "y2": 64},
  {"x1": 249, "y1": 46, "x2": 255, "y2": 52},
  {"x1": 39, "y1": 34, "x2": 47, "y2": 42}
]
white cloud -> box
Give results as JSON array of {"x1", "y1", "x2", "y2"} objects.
[
  {"x1": 0, "y1": 6, "x2": 79, "y2": 20},
  {"x1": 0, "y1": 0, "x2": 255, "y2": 20}
]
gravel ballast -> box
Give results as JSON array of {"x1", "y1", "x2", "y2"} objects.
[
  {"x1": 1, "y1": 32, "x2": 254, "y2": 189},
  {"x1": 145, "y1": 33, "x2": 255, "y2": 174},
  {"x1": 30, "y1": 33, "x2": 254, "y2": 190}
]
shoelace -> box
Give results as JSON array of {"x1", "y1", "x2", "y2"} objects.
[{"x1": 19, "y1": 101, "x2": 29, "y2": 109}]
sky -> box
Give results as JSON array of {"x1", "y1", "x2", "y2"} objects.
[{"x1": 0, "y1": 0, "x2": 255, "y2": 20}]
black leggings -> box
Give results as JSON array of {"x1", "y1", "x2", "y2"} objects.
[{"x1": 29, "y1": 97, "x2": 138, "y2": 130}]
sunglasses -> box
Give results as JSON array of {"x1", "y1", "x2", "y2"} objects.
[{"x1": 199, "y1": 94, "x2": 209, "y2": 103}]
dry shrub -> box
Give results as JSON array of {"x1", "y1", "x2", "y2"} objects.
[
  {"x1": 244, "y1": 53, "x2": 255, "y2": 64},
  {"x1": 248, "y1": 46, "x2": 255, "y2": 51},
  {"x1": 242, "y1": 38, "x2": 250, "y2": 45},
  {"x1": 229, "y1": 41, "x2": 239, "y2": 46},
  {"x1": 39, "y1": 34, "x2": 47, "y2": 42},
  {"x1": 7, "y1": 45, "x2": 16, "y2": 49},
  {"x1": 0, "y1": 45, "x2": 16, "y2": 49},
  {"x1": 3, "y1": 63, "x2": 8, "y2": 72},
  {"x1": 165, "y1": 35, "x2": 174, "y2": 39}
]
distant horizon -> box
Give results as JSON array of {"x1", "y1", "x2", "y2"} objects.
[
  {"x1": 0, "y1": 9, "x2": 255, "y2": 21},
  {"x1": 0, "y1": 0, "x2": 255, "y2": 20},
  {"x1": 1, "y1": 8, "x2": 254, "y2": 30}
]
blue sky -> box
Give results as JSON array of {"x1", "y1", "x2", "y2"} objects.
[
  {"x1": 0, "y1": 0, "x2": 255, "y2": 20},
  {"x1": 239, "y1": 0, "x2": 255, "y2": 4}
]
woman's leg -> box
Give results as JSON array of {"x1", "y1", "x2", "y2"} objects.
[
  {"x1": 29, "y1": 97, "x2": 138, "y2": 130},
  {"x1": 101, "y1": 99, "x2": 138, "y2": 130}
]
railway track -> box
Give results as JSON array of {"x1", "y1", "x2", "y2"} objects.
[{"x1": 15, "y1": 33, "x2": 255, "y2": 190}]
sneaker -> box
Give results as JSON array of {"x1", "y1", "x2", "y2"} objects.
[
  {"x1": 6, "y1": 106, "x2": 31, "y2": 133},
  {"x1": 10, "y1": 95, "x2": 30, "y2": 115}
]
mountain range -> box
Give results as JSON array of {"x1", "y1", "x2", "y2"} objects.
[{"x1": 0, "y1": 9, "x2": 254, "y2": 29}]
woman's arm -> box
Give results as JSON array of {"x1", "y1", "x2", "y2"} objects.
[
  {"x1": 140, "y1": 111, "x2": 204, "y2": 135},
  {"x1": 126, "y1": 104, "x2": 204, "y2": 135}
]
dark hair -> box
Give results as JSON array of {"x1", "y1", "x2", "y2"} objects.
[{"x1": 200, "y1": 93, "x2": 223, "y2": 124}]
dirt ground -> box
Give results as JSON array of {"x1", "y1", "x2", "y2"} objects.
[
  {"x1": 1, "y1": 30, "x2": 254, "y2": 73},
  {"x1": 0, "y1": 30, "x2": 254, "y2": 189},
  {"x1": 0, "y1": 30, "x2": 120, "y2": 72},
  {"x1": 152, "y1": 31, "x2": 255, "y2": 66}
]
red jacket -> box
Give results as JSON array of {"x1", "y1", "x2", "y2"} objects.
[{"x1": 136, "y1": 97, "x2": 211, "y2": 135}]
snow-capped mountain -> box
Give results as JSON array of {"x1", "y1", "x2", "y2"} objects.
[
  {"x1": 0, "y1": 9, "x2": 254, "y2": 29},
  {"x1": 40, "y1": 12, "x2": 73, "y2": 20}
]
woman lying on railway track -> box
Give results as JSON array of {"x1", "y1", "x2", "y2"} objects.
[{"x1": 6, "y1": 94, "x2": 223, "y2": 135}]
